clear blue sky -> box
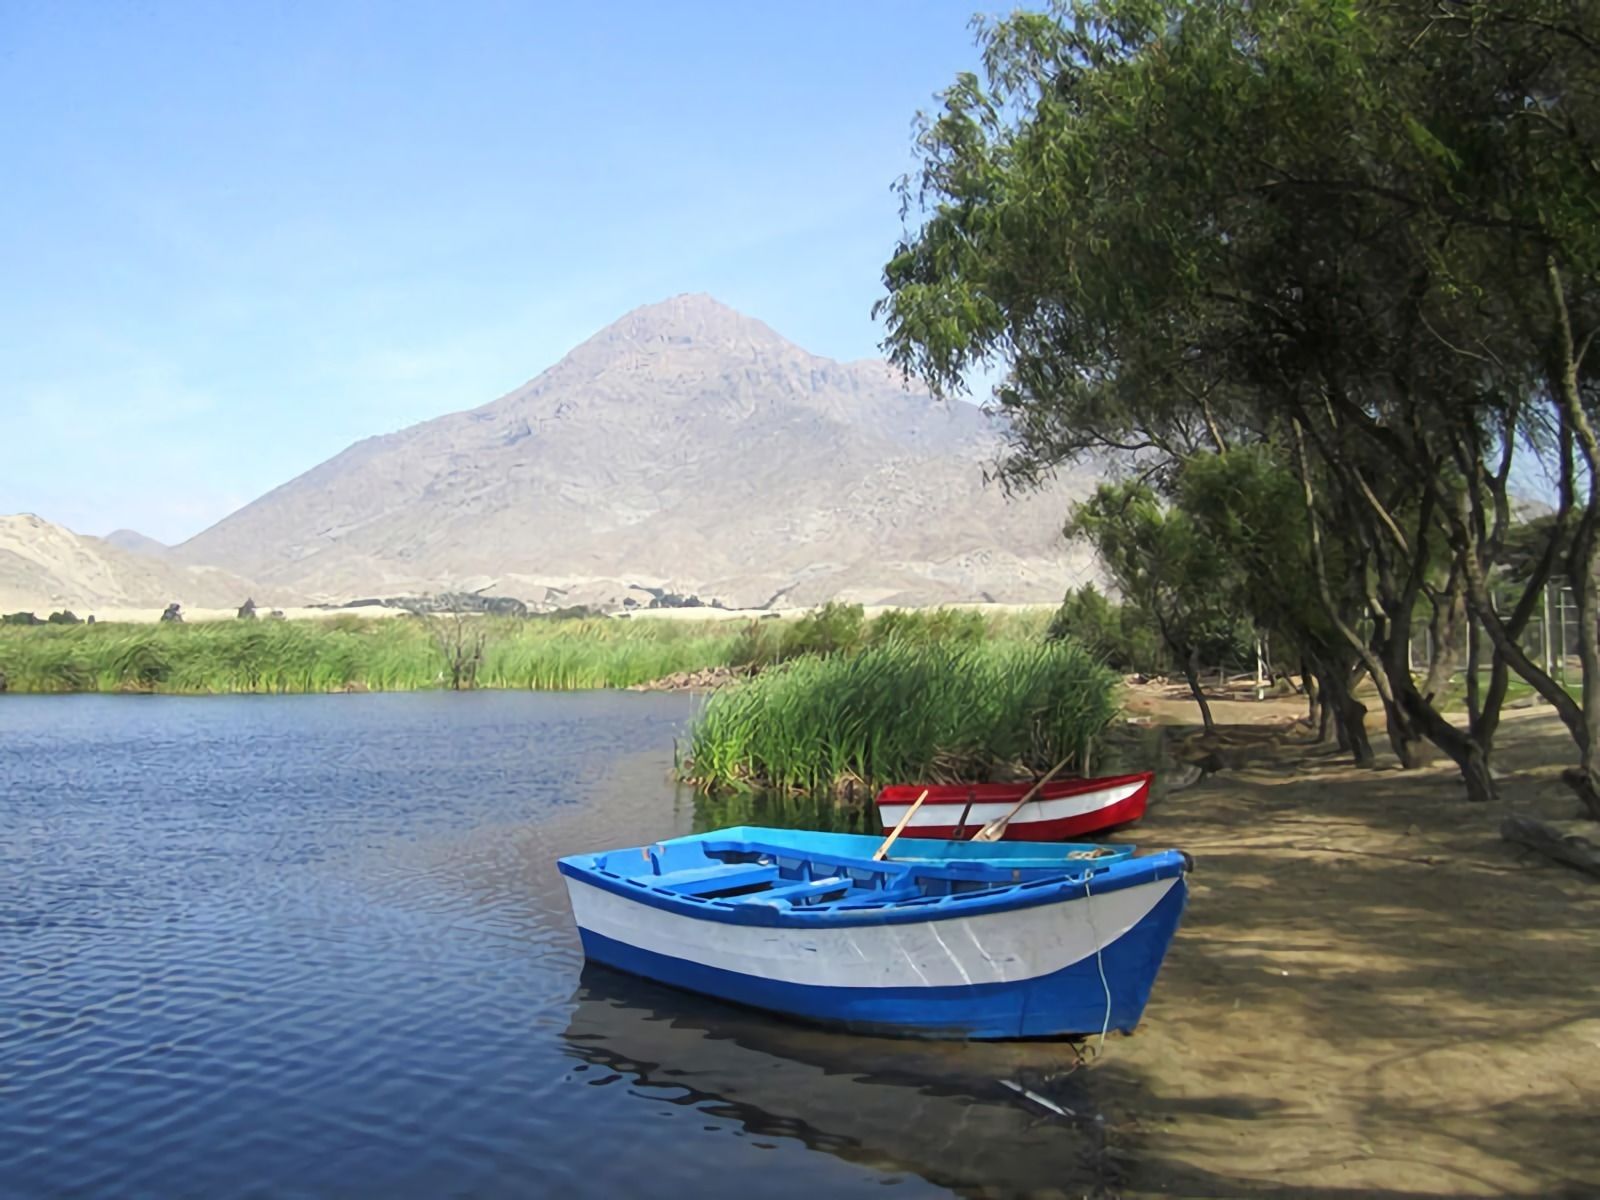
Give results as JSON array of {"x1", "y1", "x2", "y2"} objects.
[{"x1": 1, "y1": 1, "x2": 995, "y2": 544}]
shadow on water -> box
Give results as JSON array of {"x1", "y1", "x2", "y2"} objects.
[
  {"x1": 690, "y1": 787, "x2": 878, "y2": 835},
  {"x1": 560, "y1": 965, "x2": 1129, "y2": 1198}
]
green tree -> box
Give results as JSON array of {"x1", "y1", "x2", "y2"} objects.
[
  {"x1": 879, "y1": 0, "x2": 1600, "y2": 809},
  {"x1": 1046, "y1": 583, "x2": 1166, "y2": 675},
  {"x1": 1067, "y1": 481, "x2": 1241, "y2": 732},
  {"x1": 1176, "y1": 449, "x2": 1378, "y2": 764}
]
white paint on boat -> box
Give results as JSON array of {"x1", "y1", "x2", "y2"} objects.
[
  {"x1": 563, "y1": 875, "x2": 1177, "y2": 989},
  {"x1": 877, "y1": 780, "x2": 1144, "y2": 831}
]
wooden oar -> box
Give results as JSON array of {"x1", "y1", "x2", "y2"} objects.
[
  {"x1": 972, "y1": 756, "x2": 1073, "y2": 843},
  {"x1": 872, "y1": 789, "x2": 930, "y2": 861}
]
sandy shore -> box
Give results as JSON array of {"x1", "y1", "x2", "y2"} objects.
[{"x1": 1096, "y1": 694, "x2": 1600, "y2": 1197}]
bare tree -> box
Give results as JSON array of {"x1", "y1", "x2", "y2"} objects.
[{"x1": 422, "y1": 609, "x2": 486, "y2": 690}]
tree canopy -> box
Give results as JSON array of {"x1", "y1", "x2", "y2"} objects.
[{"x1": 881, "y1": 0, "x2": 1600, "y2": 810}]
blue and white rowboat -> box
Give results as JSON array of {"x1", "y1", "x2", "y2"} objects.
[{"x1": 558, "y1": 826, "x2": 1189, "y2": 1040}]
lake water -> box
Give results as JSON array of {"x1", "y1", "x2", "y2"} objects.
[{"x1": 1, "y1": 693, "x2": 1118, "y2": 1198}]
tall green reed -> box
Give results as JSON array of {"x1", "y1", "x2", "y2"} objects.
[
  {"x1": 0, "y1": 605, "x2": 1065, "y2": 701},
  {"x1": 682, "y1": 637, "x2": 1118, "y2": 794}
]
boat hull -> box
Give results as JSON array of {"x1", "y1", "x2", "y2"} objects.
[
  {"x1": 561, "y1": 850, "x2": 1186, "y2": 1040},
  {"x1": 875, "y1": 773, "x2": 1152, "y2": 842}
]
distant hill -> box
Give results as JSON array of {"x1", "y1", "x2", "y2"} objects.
[
  {"x1": 0, "y1": 514, "x2": 269, "y2": 616},
  {"x1": 175, "y1": 295, "x2": 1098, "y2": 608},
  {"x1": 102, "y1": 529, "x2": 171, "y2": 558}
]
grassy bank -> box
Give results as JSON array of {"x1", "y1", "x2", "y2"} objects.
[
  {"x1": 681, "y1": 639, "x2": 1119, "y2": 794},
  {"x1": 0, "y1": 605, "x2": 1058, "y2": 695},
  {"x1": 0, "y1": 615, "x2": 746, "y2": 694},
  {"x1": 2, "y1": 607, "x2": 1119, "y2": 802}
]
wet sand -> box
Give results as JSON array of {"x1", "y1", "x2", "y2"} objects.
[{"x1": 1098, "y1": 696, "x2": 1600, "y2": 1197}]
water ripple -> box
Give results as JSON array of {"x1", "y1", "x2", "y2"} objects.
[{"x1": 0, "y1": 692, "x2": 1112, "y2": 1198}]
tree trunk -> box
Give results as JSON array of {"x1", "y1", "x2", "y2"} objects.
[
  {"x1": 1502, "y1": 814, "x2": 1600, "y2": 879},
  {"x1": 1317, "y1": 660, "x2": 1374, "y2": 766},
  {"x1": 1394, "y1": 677, "x2": 1498, "y2": 803},
  {"x1": 1376, "y1": 606, "x2": 1428, "y2": 769},
  {"x1": 1343, "y1": 693, "x2": 1375, "y2": 767},
  {"x1": 1566, "y1": 544, "x2": 1600, "y2": 820},
  {"x1": 1455, "y1": 743, "x2": 1498, "y2": 805},
  {"x1": 1465, "y1": 609, "x2": 1482, "y2": 729},
  {"x1": 1420, "y1": 569, "x2": 1465, "y2": 706},
  {"x1": 1302, "y1": 659, "x2": 1321, "y2": 727},
  {"x1": 1308, "y1": 664, "x2": 1344, "y2": 747},
  {"x1": 1549, "y1": 258, "x2": 1600, "y2": 817},
  {"x1": 1383, "y1": 699, "x2": 1425, "y2": 768},
  {"x1": 1471, "y1": 643, "x2": 1510, "y2": 775},
  {"x1": 1181, "y1": 646, "x2": 1217, "y2": 734}
]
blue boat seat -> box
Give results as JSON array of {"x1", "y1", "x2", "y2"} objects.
[
  {"x1": 833, "y1": 883, "x2": 922, "y2": 909},
  {"x1": 645, "y1": 863, "x2": 781, "y2": 895},
  {"x1": 735, "y1": 876, "x2": 850, "y2": 907}
]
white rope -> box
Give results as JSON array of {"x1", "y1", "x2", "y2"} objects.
[{"x1": 1083, "y1": 869, "x2": 1112, "y2": 1053}]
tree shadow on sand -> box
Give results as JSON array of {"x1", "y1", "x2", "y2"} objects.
[{"x1": 1095, "y1": 714, "x2": 1600, "y2": 1196}]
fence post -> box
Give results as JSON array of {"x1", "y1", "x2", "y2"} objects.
[
  {"x1": 1255, "y1": 636, "x2": 1266, "y2": 701},
  {"x1": 1544, "y1": 582, "x2": 1556, "y2": 677},
  {"x1": 1558, "y1": 583, "x2": 1569, "y2": 684}
]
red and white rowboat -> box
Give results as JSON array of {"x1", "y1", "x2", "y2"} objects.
[{"x1": 874, "y1": 772, "x2": 1153, "y2": 842}]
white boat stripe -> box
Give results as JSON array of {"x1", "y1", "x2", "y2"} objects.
[
  {"x1": 878, "y1": 781, "x2": 1143, "y2": 829},
  {"x1": 565, "y1": 876, "x2": 1176, "y2": 989}
]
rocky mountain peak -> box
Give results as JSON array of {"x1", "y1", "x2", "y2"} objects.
[
  {"x1": 605, "y1": 292, "x2": 774, "y2": 343},
  {"x1": 548, "y1": 292, "x2": 807, "y2": 375},
  {"x1": 172, "y1": 297, "x2": 1098, "y2": 608}
]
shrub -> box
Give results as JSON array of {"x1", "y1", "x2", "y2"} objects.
[
  {"x1": 1046, "y1": 585, "x2": 1167, "y2": 673},
  {"x1": 780, "y1": 601, "x2": 866, "y2": 659},
  {"x1": 864, "y1": 607, "x2": 986, "y2": 647}
]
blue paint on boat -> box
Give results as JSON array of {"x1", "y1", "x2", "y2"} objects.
[
  {"x1": 575, "y1": 876, "x2": 1187, "y2": 1038},
  {"x1": 665, "y1": 825, "x2": 1140, "y2": 869},
  {"x1": 558, "y1": 826, "x2": 1190, "y2": 1040}
]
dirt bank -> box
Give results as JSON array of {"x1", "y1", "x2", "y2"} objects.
[{"x1": 1099, "y1": 703, "x2": 1600, "y2": 1197}]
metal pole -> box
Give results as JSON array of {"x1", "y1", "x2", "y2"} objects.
[
  {"x1": 1545, "y1": 582, "x2": 1556, "y2": 677},
  {"x1": 1558, "y1": 583, "x2": 1569, "y2": 684}
]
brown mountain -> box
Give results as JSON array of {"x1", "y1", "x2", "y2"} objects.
[
  {"x1": 176, "y1": 295, "x2": 1098, "y2": 609},
  {"x1": 0, "y1": 514, "x2": 270, "y2": 616}
]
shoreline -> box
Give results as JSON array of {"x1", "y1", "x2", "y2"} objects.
[{"x1": 1097, "y1": 704, "x2": 1600, "y2": 1196}]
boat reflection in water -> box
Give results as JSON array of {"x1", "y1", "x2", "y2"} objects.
[{"x1": 560, "y1": 965, "x2": 1123, "y2": 1196}]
